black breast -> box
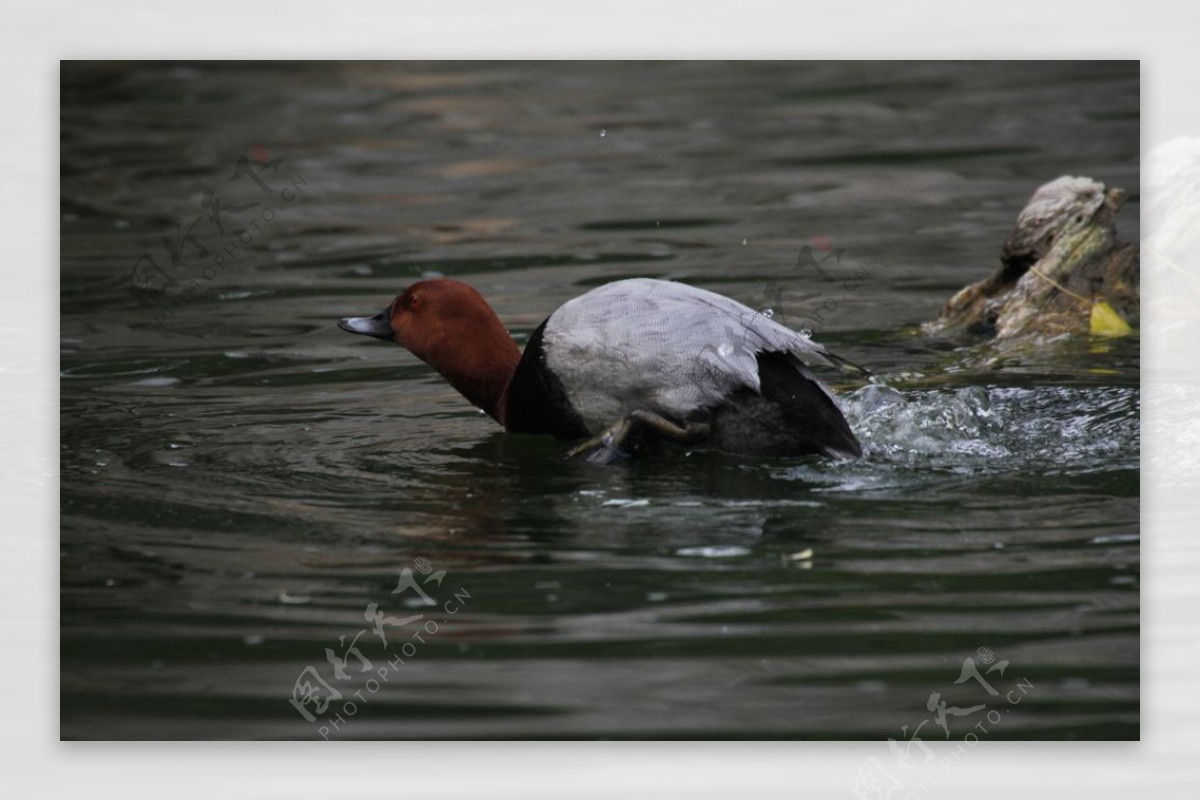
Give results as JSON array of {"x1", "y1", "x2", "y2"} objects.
[
  {"x1": 503, "y1": 319, "x2": 591, "y2": 440},
  {"x1": 709, "y1": 351, "x2": 862, "y2": 458}
]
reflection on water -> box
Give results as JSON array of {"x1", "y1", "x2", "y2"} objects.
[{"x1": 60, "y1": 61, "x2": 1138, "y2": 740}]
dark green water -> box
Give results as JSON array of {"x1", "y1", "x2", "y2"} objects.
[{"x1": 60, "y1": 61, "x2": 1139, "y2": 740}]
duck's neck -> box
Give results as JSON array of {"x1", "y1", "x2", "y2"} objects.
[
  {"x1": 427, "y1": 326, "x2": 522, "y2": 427},
  {"x1": 450, "y1": 351, "x2": 521, "y2": 426}
]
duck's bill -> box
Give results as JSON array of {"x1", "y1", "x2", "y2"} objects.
[{"x1": 337, "y1": 308, "x2": 393, "y2": 339}]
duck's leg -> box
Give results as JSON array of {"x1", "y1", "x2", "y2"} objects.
[
  {"x1": 626, "y1": 409, "x2": 711, "y2": 444},
  {"x1": 566, "y1": 410, "x2": 711, "y2": 463},
  {"x1": 565, "y1": 418, "x2": 635, "y2": 463}
]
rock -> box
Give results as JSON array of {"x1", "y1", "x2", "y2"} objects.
[{"x1": 925, "y1": 176, "x2": 1138, "y2": 342}]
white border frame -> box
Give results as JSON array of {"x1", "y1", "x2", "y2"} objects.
[{"x1": 8, "y1": 1, "x2": 1195, "y2": 797}]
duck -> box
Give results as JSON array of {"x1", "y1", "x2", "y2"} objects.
[{"x1": 338, "y1": 277, "x2": 863, "y2": 462}]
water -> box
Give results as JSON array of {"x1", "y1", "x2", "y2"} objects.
[{"x1": 60, "y1": 61, "x2": 1139, "y2": 740}]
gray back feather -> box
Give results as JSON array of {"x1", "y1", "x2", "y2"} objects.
[{"x1": 541, "y1": 278, "x2": 848, "y2": 431}]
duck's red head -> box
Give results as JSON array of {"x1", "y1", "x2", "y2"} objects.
[{"x1": 338, "y1": 279, "x2": 521, "y2": 424}]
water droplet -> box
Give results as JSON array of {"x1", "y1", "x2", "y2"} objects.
[
  {"x1": 133, "y1": 377, "x2": 180, "y2": 388},
  {"x1": 599, "y1": 128, "x2": 607, "y2": 138},
  {"x1": 741, "y1": 238, "x2": 747, "y2": 246},
  {"x1": 676, "y1": 545, "x2": 751, "y2": 558},
  {"x1": 1089, "y1": 533, "x2": 1139, "y2": 545}
]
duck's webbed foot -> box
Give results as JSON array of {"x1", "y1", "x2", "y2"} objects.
[{"x1": 566, "y1": 410, "x2": 712, "y2": 464}]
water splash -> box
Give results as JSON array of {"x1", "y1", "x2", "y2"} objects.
[{"x1": 840, "y1": 383, "x2": 1138, "y2": 475}]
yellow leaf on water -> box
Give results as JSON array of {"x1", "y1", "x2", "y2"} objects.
[{"x1": 1090, "y1": 301, "x2": 1133, "y2": 338}]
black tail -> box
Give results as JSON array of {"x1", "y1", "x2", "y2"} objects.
[{"x1": 710, "y1": 352, "x2": 862, "y2": 458}]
